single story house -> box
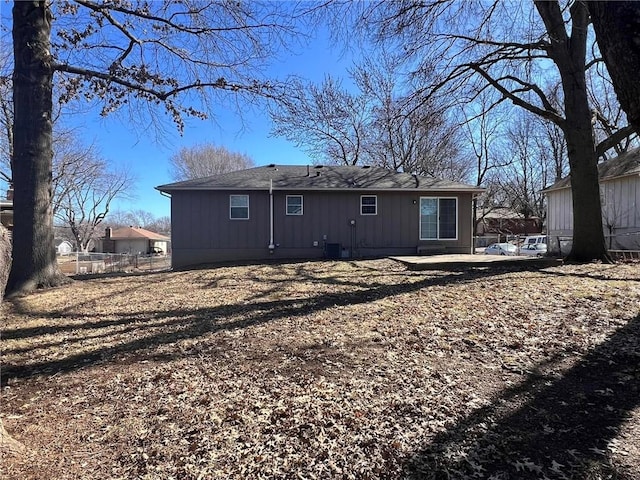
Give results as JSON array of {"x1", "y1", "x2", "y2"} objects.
[
  {"x1": 97, "y1": 226, "x2": 171, "y2": 255},
  {"x1": 544, "y1": 148, "x2": 640, "y2": 254},
  {"x1": 156, "y1": 164, "x2": 485, "y2": 269},
  {"x1": 55, "y1": 239, "x2": 74, "y2": 256},
  {"x1": 476, "y1": 207, "x2": 543, "y2": 237},
  {"x1": 0, "y1": 187, "x2": 13, "y2": 233}
]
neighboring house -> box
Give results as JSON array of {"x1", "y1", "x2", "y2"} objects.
[
  {"x1": 0, "y1": 187, "x2": 13, "y2": 233},
  {"x1": 544, "y1": 148, "x2": 640, "y2": 254},
  {"x1": 55, "y1": 239, "x2": 74, "y2": 256},
  {"x1": 476, "y1": 207, "x2": 543, "y2": 237},
  {"x1": 156, "y1": 164, "x2": 484, "y2": 269},
  {"x1": 97, "y1": 226, "x2": 170, "y2": 255}
]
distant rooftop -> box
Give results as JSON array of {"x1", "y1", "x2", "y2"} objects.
[
  {"x1": 477, "y1": 207, "x2": 540, "y2": 220},
  {"x1": 544, "y1": 147, "x2": 640, "y2": 192},
  {"x1": 105, "y1": 226, "x2": 170, "y2": 241}
]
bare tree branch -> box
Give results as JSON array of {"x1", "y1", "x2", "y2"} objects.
[
  {"x1": 469, "y1": 64, "x2": 565, "y2": 126},
  {"x1": 169, "y1": 143, "x2": 255, "y2": 181},
  {"x1": 54, "y1": 156, "x2": 135, "y2": 252},
  {"x1": 595, "y1": 125, "x2": 636, "y2": 159}
]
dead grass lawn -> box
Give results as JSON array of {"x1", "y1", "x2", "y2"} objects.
[{"x1": 2, "y1": 259, "x2": 640, "y2": 479}]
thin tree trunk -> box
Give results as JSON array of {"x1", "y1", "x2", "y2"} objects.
[{"x1": 7, "y1": 1, "x2": 69, "y2": 295}]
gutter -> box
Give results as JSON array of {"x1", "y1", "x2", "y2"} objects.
[{"x1": 157, "y1": 186, "x2": 487, "y2": 194}]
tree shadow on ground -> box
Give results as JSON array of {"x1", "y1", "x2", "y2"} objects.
[
  {"x1": 539, "y1": 262, "x2": 640, "y2": 282},
  {"x1": 2, "y1": 263, "x2": 529, "y2": 385},
  {"x1": 403, "y1": 314, "x2": 640, "y2": 479}
]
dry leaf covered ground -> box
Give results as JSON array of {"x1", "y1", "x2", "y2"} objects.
[{"x1": 1, "y1": 259, "x2": 640, "y2": 479}]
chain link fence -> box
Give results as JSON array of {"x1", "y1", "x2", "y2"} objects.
[
  {"x1": 58, "y1": 252, "x2": 171, "y2": 276},
  {"x1": 547, "y1": 232, "x2": 640, "y2": 258}
]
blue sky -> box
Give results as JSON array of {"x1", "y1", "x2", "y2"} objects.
[
  {"x1": 0, "y1": 4, "x2": 359, "y2": 220},
  {"x1": 67, "y1": 27, "x2": 358, "y2": 220},
  {"x1": 82, "y1": 104, "x2": 314, "y2": 219}
]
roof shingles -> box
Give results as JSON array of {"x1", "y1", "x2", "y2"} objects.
[
  {"x1": 544, "y1": 147, "x2": 640, "y2": 192},
  {"x1": 107, "y1": 227, "x2": 170, "y2": 241},
  {"x1": 156, "y1": 165, "x2": 483, "y2": 193}
]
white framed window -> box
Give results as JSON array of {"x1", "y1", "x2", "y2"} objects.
[
  {"x1": 286, "y1": 195, "x2": 303, "y2": 215},
  {"x1": 361, "y1": 195, "x2": 377, "y2": 215},
  {"x1": 230, "y1": 195, "x2": 249, "y2": 220},
  {"x1": 419, "y1": 197, "x2": 457, "y2": 240}
]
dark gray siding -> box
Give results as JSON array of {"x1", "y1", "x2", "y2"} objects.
[{"x1": 170, "y1": 189, "x2": 474, "y2": 268}]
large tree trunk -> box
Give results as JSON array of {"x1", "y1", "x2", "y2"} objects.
[
  {"x1": 536, "y1": 1, "x2": 610, "y2": 262},
  {"x1": 559, "y1": 18, "x2": 609, "y2": 262},
  {"x1": 0, "y1": 224, "x2": 10, "y2": 298},
  {"x1": 562, "y1": 105, "x2": 609, "y2": 262},
  {"x1": 7, "y1": 1, "x2": 69, "y2": 296},
  {"x1": 0, "y1": 227, "x2": 24, "y2": 454},
  {"x1": 588, "y1": 2, "x2": 640, "y2": 136}
]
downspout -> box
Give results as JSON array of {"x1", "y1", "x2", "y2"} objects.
[
  {"x1": 471, "y1": 193, "x2": 478, "y2": 254},
  {"x1": 268, "y1": 179, "x2": 275, "y2": 251}
]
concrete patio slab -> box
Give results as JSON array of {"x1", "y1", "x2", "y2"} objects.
[{"x1": 390, "y1": 254, "x2": 562, "y2": 270}]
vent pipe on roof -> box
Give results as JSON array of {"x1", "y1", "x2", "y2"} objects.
[{"x1": 307, "y1": 165, "x2": 310, "y2": 177}]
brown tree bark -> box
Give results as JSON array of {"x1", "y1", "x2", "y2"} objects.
[
  {"x1": 7, "y1": 1, "x2": 69, "y2": 296},
  {"x1": 0, "y1": 226, "x2": 24, "y2": 454},
  {"x1": 535, "y1": 1, "x2": 610, "y2": 262},
  {"x1": 0, "y1": 224, "x2": 10, "y2": 298},
  {"x1": 588, "y1": 1, "x2": 640, "y2": 136},
  {"x1": 0, "y1": 419, "x2": 25, "y2": 457}
]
